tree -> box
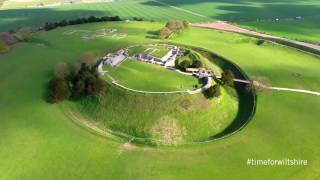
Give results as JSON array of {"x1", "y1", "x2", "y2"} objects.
[
  {"x1": 179, "y1": 60, "x2": 191, "y2": 71},
  {"x1": 212, "y1": 84, "x2": 221, "y2": 97},
  {"x1": 159, "y1": 27, "x2": 173, "y2": 39},
  {"x1": 54, "y1": 63, "x2": 70, "y2": 79},
  {"x1": 192, "y1": 60, "x2": 202, "y2": 68},
  {"x1": 182, "y1": 20, "x2": 189, "y2": 29},
  {"x1": 75, "y1": 54, "x2": 98, "y2": 73},
  {"x1": 165, "y1": 20, "x2": 184, "y2": 32},
  {"x1": 47, "y1": 77, "x2": 71, "y2": 103},
  {"x1": 221, "y1": 70, "x2": 235, "y2": 86},
  {"x1": 256, "y1": 39, "x2": 265, "y2": 45},
  {"x1": 204, "y1": 84, "x2": 221, "y2": 99}
]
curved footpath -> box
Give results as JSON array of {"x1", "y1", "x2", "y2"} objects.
[
  {"x1": 192, "y1": 21, "x2": 320, "y2": 54},
  {"x1": 111, "y1": 77, "x2": 213, "y2": 95}
]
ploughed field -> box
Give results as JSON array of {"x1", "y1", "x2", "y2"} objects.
[{"x1": 0, "y1": 21, "x2": 319, "y2": 179}]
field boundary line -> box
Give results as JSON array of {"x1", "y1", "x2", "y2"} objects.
[
  {"x1": 152, "y1": 0, "x2": 208, "y2": 18},
  {"x1": 192, "y1": 21, "x2": 320, "y2": 56}
]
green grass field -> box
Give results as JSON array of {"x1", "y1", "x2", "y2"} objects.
[
  {"x1": 66, "y1": 84, "x2": 238, "y2": 144},
  {"x1": 0, "y1": 21, "x2": 319, "y2": 179},
  {"x1": 1, "y1": 0, "x2": 319, "y2": 43},
  {"x1": 128, "y1": 44, "x2": 169, "y2": 58},
  {"x1": 240, "y1": 18, "x2": 320, "y2": 43},
  {"x1": 104, "y1": 59, "x2": 200, "y2": 91}
]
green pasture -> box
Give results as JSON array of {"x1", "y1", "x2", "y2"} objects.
[
  {"x1": 104, "y1": 59, "x2": 200, "y2": 91},
  {"x1": 128, "y1": 44, "x2": 169, "y2": 58},
  {"x1": 0, "y1": 21, "x2": 319, "y2": 179},
  {"x1": 239, "y1": 19, "x2": 320, "y2": 43}
]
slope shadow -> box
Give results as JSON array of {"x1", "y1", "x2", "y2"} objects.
[{"x1": 190, "y1": 47, "x2": 257, "y2": 141}]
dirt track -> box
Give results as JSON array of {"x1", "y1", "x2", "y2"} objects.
[{"x1": 192, "y1": 21, "x2": 320, "y2": 52}]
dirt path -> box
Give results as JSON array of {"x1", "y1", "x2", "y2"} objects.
[
  {"x1": 192, "y1": 21, "x2": 320, "y2": 53},
  {"x1": 233, "y1": 78, "x2": 320, "y2": 96}
]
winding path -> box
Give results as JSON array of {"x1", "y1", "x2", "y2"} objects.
[
  {"x1": 107, "y1": 72, "x2": 213, "y2": 95},
  {"x1": 192, "y1": 21, "x2": 320, "y2": 53}
]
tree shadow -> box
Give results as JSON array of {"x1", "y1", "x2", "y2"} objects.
[{"x1": 145, "y1": 30, "x2": 160, "y2": 39}]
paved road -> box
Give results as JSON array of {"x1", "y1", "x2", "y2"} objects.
[{"x1": 192, "y1": 21, "x2": 320, "y2": 53}]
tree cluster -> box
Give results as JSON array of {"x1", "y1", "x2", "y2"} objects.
[
  {"x1": 70, "y1": 63, "x2": 107, "y2": 100},
  {"x1": 176, "y1": 50, "x2": 203, "y2": 71},
  {"x1": 47, "y1": 61, "x2": 107, "y2": 103},
  {"x1": 177, "y1": 59, "x2": 202, "y2": 71},
  {"x1": 159, "y1": 20, "x2": 189, "y2": 39},
  {"x1": 44, "y1": 16, "x2": 122, "y2": 31},
  {"x1": 204, "y1": 84, "x2": 221, "y2": 99},
  {"x1": 132, "y1": 17, "x2": 144, "y2": 21}
]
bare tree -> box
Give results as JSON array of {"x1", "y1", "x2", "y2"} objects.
[{"x1": 246, "y1": 76, "x2": 272, "y2": 94}]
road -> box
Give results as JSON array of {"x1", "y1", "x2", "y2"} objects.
[{"x1": 192, "y1": 21, "x2": 320, "y2": 53}]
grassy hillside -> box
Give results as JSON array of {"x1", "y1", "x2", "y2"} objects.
[
  {"x1": 239, "y1": 19, "x2": 320, "y2": 43},
  {"x1": 67, "y1": 84, "x2": 238, "y2": 144},
  {"x1": 0, "y1": 22, "x2": 319, "y2": 179}
]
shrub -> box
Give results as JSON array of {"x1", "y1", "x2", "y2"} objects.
[
  {"x1": 165, "y1": 20, "x2": 184, "y2": 33},
  {"x1": 256, "y1": 39, "x2": 265, "y2": 45},
  {"x1": 221, "y1": 70, "x2": 235, "y2": 86},
  {"x1": 133, "y1": 17, "x2": 144, "y2": 21},
  {"x1": 182, "y1": 20, "x2": 189, "y2": 29},
  {"x1": 179, "y1": 60, "x2": 191, "y2": 71},
  {"x1": 14, "y1": 27, "x2": 34, "y2": 42},
  {"x1": 0, "y1": 32, "x2": 17, "y2": 45},
  {"x1": 204, "y1": 84, "x2": 221, "y2": 99},
  {"x1": 47, "y1": 77, "x2": 71, "y2": 103},
  {"x1": 159, "y1": 27, "x2": 173, "y2": 39},
  {"x1": 192, "y1": 59, "x2": 202, "y2": 68}
]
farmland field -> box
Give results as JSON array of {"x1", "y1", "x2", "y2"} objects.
[
  {"x1": 0, "y1": 0, "x2": 319, "y2": 43},
  {"x1": 0, "y1": 21, "x2": 319, "y2": 179}
]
